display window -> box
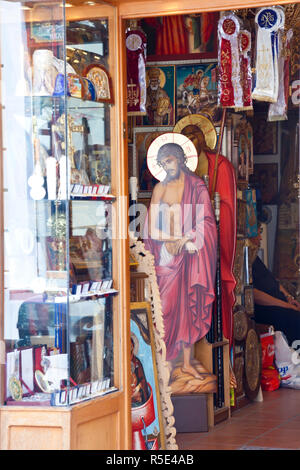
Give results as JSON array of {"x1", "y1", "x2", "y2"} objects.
[
  {"x1": 126, "y1": 2, "x2": 300, "y2": 449},
  {"x1": 0, "y1": 1, "x2": 122, "y2": 409},
  {"x1": 0, "y1": 0, "x2": 300, "y2": 452}
]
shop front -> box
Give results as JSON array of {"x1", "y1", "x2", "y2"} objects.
[{"x1": 0, "y1": 0, "x2": 299, "y2": 451}]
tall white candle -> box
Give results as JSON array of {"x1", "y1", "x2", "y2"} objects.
[
  {"x1": 46, "y1": 157, "x2": 57, "y2": 200},
  {"x1": 59, "y1": 156, "x2": 67, "y2": 200}
]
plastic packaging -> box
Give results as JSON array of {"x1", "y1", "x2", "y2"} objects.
[
  {"x1": 260, "y1": 332, "x2": 281, "y2": 391},
  {"x1": 274, "y1": 331, "x2": 300, "y2": 389}
]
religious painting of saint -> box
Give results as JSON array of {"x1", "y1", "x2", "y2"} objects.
[
  {"x1": 143, "y1": 132, "x2": 218, "y2": 395},
  {"x1": 130, "y1": 302, "x2": 165, "y2": 450},
  {"x1": 133, "y1": 127, "x2": 173, "y2": 197},
  {"x1": 176, "y1": 62, "x2": 221, "y2": 124},
  {"x1": 141, "y1": 66, "x2": 175, "y2": 126}
]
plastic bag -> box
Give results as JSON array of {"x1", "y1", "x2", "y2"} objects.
[
  {"x1": 261, "y1": 366, "x2": 281, "y2": 391},
  {"x1": 261, "y1": 332, "x2": 276, "y2": 369},
  {"x1": 274, "y1": 331, "x2": 300, "y2": 389},
  {"x1": 260, "y1": 332, "x2": 281, "y2": 391}
]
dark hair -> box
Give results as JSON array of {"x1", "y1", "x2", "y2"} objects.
[
  {"x1": 181, "y1": 125, "x2": 213, "y2": 154},
  {"x1": 157, "y1": 143, "x2": 187, "y2": 167}
]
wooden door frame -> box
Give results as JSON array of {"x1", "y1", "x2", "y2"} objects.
[
  {"x1": 115, "y1": 0, "x2": 300, "y2": 445},
  {"x1": 117, "y1": 0, "x2": 298, "y2": 18}
]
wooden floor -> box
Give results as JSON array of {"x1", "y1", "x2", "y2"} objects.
[{"x1": 176, "y1": 387, "x2": 300, "y2": 450}]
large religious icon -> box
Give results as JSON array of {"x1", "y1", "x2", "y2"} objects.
[
  {"x1": 176, "y1": 62, "x2": 221, "y2": 124},
  {"x1": 143, "y1": 132, "x2": 218, "y2": 395},
  {"x1": 174, "y1": 114, "x2": 237, "y2": 341},
  {"x1": 142, "y1": 66, "x2": 175, "y2": 126},
  {"x1": 130, "y1": 302, "x2": 166, "y2": 450},
  {"x1": 173, "y1": 114, "x2": 237, "y2": 346}
]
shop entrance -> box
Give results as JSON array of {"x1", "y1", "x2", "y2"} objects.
[{"x1": 124, "y1": 2, "x2": 300, "y2": 449}]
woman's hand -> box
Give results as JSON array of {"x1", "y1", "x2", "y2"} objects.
[{"x1": 286, "y1": 295, "x2": 300, "y2": 310}]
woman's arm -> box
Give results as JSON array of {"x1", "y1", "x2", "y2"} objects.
[
  {"x1": 279, "y1": 284, "x2": 300, "y2": 309},
  {"x1": 254, "y1": 288, "x2": 300, "y2": 311}
]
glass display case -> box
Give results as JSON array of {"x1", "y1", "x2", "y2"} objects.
[{"x1": 1, "y1": 0, "x2": 122, "y2": 408}]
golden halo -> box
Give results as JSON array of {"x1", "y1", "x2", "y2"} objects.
[
  {"x1": 146, "y1": 67, "x2": 166, "y2": 88},
  {"x1": 147, "y1": 132, "x2": 198, "y2": 182},
  {"x1": 173, "y1": 114, "x2": 217, "y2": 150}
]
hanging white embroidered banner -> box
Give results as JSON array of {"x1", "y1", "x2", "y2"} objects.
[
  {"x1": 252, "y1": 7, "x2": 282, "y2": 103},
  {"x1": 268, "y1": 24, "x2": 294, "y2": 122}
]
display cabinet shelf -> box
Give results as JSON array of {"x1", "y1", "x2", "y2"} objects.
[
  {"x1": 0, "y1": 1, "x2": 120, "y2": 419},
  {"x1": 24, "y1": 95, "x2": 106, "y2": 110}
]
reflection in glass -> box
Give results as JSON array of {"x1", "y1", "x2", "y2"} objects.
[{"x1": 1, "y1": 2, "x2": 116, "y2": 407}]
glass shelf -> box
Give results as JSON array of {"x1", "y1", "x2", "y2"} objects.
[
  {"x1": 24, "y1": 94, "x2": 106, "y2": 109},
  {"x1": 1, "y1": 3, "x2": 117, "y2": 409}
]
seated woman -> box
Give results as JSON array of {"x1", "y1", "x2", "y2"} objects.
[{"x1": 251, "y1": 225, "x2": 300, "y2": 346}]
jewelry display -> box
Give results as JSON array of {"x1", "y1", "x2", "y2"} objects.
[
  {"x1": 8, "y1": 350, "x2": 23, "y2": 401},
  {"x1": 4, "y1": 14, "x2": 115, "y2": 414},
  {"x1": 84, "y1": 64, "x2": 114, "y2": 103}
]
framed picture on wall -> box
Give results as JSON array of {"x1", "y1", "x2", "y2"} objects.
[
  {"x1": 137, "y1": 65, "x2": 175, "y2": 127},
  {"x1": 130, "y1": 301, "x2": 166, "y2": 450},
  {"x1": 176, "y1": 61, "x2": 221, "y2": 124},
  {"x1": 252, "y1": 115, "x2": 278, "y2": 155},
  {"x1": 143, "y1": 13, "x2": 219, "y2": 62},
  {"x1": 233, "y1": 122, "x2": 250, "y2": 186},
  {"x1": 253, "y1": 163, "x2": 278, "y2": 204},
  {"x1": 133, "y1": 127, "x2": 173, "y2": 198}
]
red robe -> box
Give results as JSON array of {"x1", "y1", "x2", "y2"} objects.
[
  {"x1": 144, "y1": 171, "x2": 217, "y2": 361},
  {"x1": 206, "y1": 152, "x2": 237, "y2": 344}
]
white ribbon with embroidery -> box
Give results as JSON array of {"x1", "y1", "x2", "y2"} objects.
[
  {"x1": 268, "y1": 26, "x2": 293, "y2": 122},
  {"x1": 252, "y1": 7, "x2": 282, "y2": 103}
]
